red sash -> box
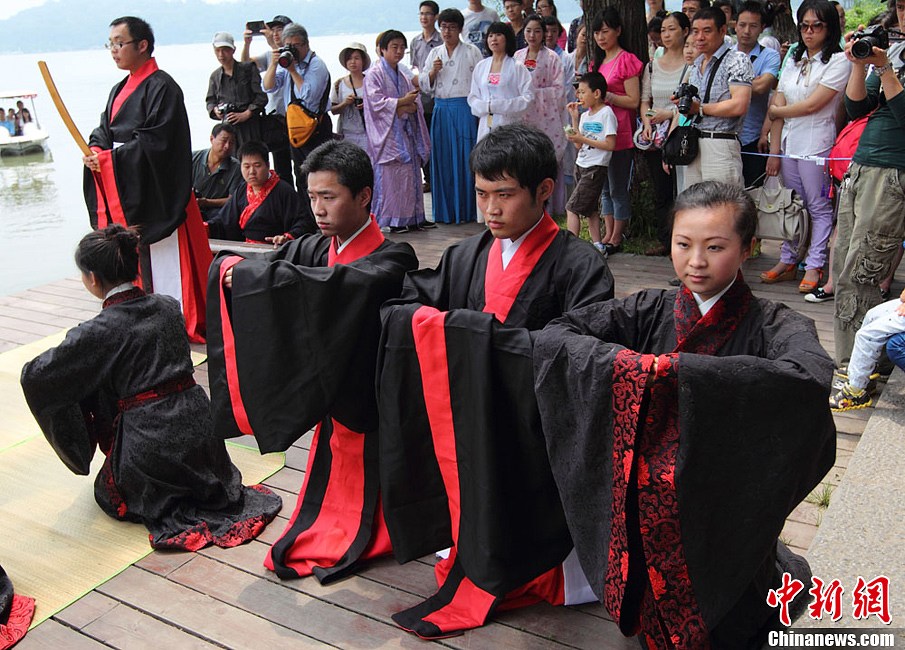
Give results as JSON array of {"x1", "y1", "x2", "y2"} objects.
[
  {"x1": 239, "y1": 171, "x2": 280, "y2": 231},
  {"x1": 482, "y1": 213, "x2": 559, "y2": 323},
  {"x1": 328, "y1": 217, "x2": 385, "y2": 267}
]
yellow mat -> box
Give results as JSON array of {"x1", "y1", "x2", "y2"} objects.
[{"x1": 0, "y1": 331, "x2": 284, "y2": 627}]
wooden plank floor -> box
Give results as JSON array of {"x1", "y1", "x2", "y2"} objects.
[{"x1": 8, "y1": 223, "x2": 900, "y2": 649}]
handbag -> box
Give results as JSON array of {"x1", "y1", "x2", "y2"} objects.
[
  {"x1": 747, "y1": 174, "x2": 811, "y2": 260},
  {"x1": 661, "y1": 54, "x2": 726, "y2": 166},
  {"x1": 285, "y1": 62, "x2": 332, "y2": 148}
]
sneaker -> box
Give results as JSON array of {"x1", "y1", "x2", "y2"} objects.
[
  {"x1": 831, "y1": 368, "x2": 879, "y2": 393},
  {"x1": 389, "y1": 226, "x2": 408, "y2": 233},
  {"x1": 419, "y1": 221, "x2": 438, "y2": 229},
  {"x1": 593, "y1": 241, "x2": 607, "y2": 254},
  {"x1": 829, "y1": 383, "x2": 872, "y2": 411},
  {"x1": 805, "y1": 287, "x2": 834, "y2": 303}
]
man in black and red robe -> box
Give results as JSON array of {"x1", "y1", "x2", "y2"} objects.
[
  {"x1": 532, "y1": 183, "x2": 836, "y2": 648},
  {"x1": 377, "y1": 124, "x2": 614, "y2": 638},
  {"x1": 83, "y1": 16, "x2": 211, "y2": 342},
  {"x1": 206, "y1": 140, "x2": 418, "y2": 583}
]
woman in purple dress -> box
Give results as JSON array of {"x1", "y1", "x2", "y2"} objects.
[{"x1": 363, "y1": 30, "x2": 431, "y2": 233}]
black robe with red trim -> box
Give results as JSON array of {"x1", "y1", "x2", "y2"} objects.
[
  {"x1": 20, "y1": 290, "x2": 281, "y2": 551},
  {"x1": 83, "y1": 63, "x2": 211, "y2": 343},
  {"x1": 0, "y1": 564, "x2": 33, "y2": 650},
  {"x1": 205, "y1": 225, "x2": 418, "y2": 583},
  {"x1": 84, "y1": 67, "x2": 193, "y2": 246},
  {"x1": 377, "y1": 218, "x2": 615, "y2": 637},
  {"x1": 206, "y1": 178, "x2": 304, "y2": 243},
  {"x1": 532, "y1": 278, "x2": 836, "y2": 649},
  {"x1": 399, "y1": 225, "x2": 614, "y2": 330}
]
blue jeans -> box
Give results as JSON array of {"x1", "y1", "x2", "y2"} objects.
[
  {"x1": 599, "y1": 148, "x2": 634, "y2": 222},
  {"x1": 887, "y1": 332, "x2": 905, "y2": 373}
]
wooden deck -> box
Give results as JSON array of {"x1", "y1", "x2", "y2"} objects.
[{"x1": 5, "y1": 223, "x2": 897, "y2": 649}]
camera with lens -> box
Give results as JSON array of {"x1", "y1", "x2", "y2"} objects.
[
  {"x1": 674, "y1": 83, "x2": 699, "y2": 115},
  {"x1": 217, "y1": 103, "x2": 238, "y2": 118},
  {"x1": 277, "y1": 44, "x2": 298, "y2": 68},
  {"x1": 851, "y1": 25, "x2": 889, "y2": 59},
  {"x1": 353, "y1": 97, "x2": 364, "y2": 109}
]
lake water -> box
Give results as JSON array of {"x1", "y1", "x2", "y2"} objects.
[{"x1": 0, "y1": 33, "x2": 401, "y2": 297}]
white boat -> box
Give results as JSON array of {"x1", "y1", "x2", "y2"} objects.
[{"x1": 0, "y1": 91, "x2": 50, "y2": 156}]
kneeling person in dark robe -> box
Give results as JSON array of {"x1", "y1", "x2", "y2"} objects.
[
  {"x1": 533, "y1": 181, "x2": 836, "y2": 648},
  {"x1": 20, "y1": 225, "x2": 282, "y2": 551},
  {"x1": 206, "y1": 140, "x2": 418, "y2": 583},
  {"x1": 205, "y1": 140, "x2": 306, "y2": 243},
  {"x1": 377, "y1": 123, "x2": 615, "y2": 638}
]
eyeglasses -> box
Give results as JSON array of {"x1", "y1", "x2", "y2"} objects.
[
  {"x1": 798, "y1": 21, "x2": 825, "y2": 32},
  {"x1": 105, "y1": 40, "x2": 136, "y2": 50},
  {"x1": 439, "y1": 25, "x2": 460, "y2": 32}
]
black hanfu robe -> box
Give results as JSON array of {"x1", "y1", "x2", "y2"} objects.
[
  {"x1": 532, "y1": 276, "x2": 837, "y2": 649},
  {"x1": 377, "y1": 214, "x2": 615, "y2": 638},
  {"x1": 205, "y1": 178, "x2": 304, "y2": 243},
  {"x1": 0, "y1": 564, "x2": 33, "y2": 650},
  {"x1": 205, "y1": 219, "x2": 418, "y2": 583},
  {"x1": 20, "y1": 289, "x2": 282, "y2": 551},
  {"x1": 83, "y1": 58, "x2": 211, "y2": 343}
]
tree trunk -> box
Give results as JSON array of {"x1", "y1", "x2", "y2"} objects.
[{"x1": 584, "y1": 0, "x2": 649, "y2": 66}]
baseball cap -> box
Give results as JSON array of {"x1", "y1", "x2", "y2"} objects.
[
  {"x1": 267, "y1": 15, "x2": 292, "y2": 28},
  {"x1": 212, "y1": 32, "x2": 236, "y2": 49}
]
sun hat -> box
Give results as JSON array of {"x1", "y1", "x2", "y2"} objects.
[{"x1": 339, "y1": 42, "x2": 371, "y2": 71}]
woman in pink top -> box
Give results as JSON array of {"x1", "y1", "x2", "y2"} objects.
[{"x1": 590, "y1": 7, "x2": 642, "y2": 253}]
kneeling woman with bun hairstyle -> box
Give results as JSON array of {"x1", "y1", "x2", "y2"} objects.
[{"x1": 21, "y1": 224, "x2": 281, "y2": 551}]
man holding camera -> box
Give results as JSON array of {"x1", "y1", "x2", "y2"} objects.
[
  {"x1": 241, "y1": 15, "x2": 295, "y2": 187},
  {"x1": 675, "y1": 6, "x2": 753, "y2": 192},
  {"x1": 206, "y1": 32, "x2": 267, "y2": 148},
  {"x1": 262, "y1": 22, "x2": 331, "y2": 233},
  {"x1": 832, "y1": 8, "x2": 905, "y2": 369}
]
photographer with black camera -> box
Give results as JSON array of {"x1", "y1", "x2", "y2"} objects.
[
  {"x1": 262, "y1": 22, "x2": 331, "y2": 233},
  {"x1": 205, "y1": 32, "x2": 267, "y2": 148},
  {"x1": 673, "y1": 6, "x2": 753, "y2": 192},
  {"x1": 832, "y1": 0, "x2": 905, "y2": 370}
]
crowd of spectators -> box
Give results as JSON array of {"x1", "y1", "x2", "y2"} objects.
[{"x1": 191, "y1": 0, "x2": 905, "y2": 399}]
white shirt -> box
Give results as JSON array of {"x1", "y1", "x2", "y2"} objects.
[
  {"x1": 335, "y1": 217, "x2": 373, "y2": 255},
  {"x1": 420, "y1": 41, "x2": 483, "y2": 99},
  {"x1": 500, "y1": 215, "x2": 543, "y2": 270},
  {"x1": 777, "y1": 51, "x2": 850, "y2": 156},
  {"x1": 576, "y1": 104, "x2": 618, "y2": 168},
  {"x1": 693, "y1": 277, "x2": 735, "y2": 317},
  {"x1": 463, "y1": 6, "x2": 500, "y2": 54}
]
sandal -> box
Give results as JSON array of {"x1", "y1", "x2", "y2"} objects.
[
  {"x1": 760, "y1": 264, "x2": 797, "y2": 284},
  {"x1": 799, "y1": 270, "x2": 823, "y2": 293}
]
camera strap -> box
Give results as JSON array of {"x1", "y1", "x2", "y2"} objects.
[{"x1": 695, "y1": 49, "x2": 729, "y2": 125}]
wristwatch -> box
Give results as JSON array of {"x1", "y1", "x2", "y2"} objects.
[
  {"x1": 699, "y1": 102, "x2": 705, "y2": 118},
  {"x1": 874, "y1": 63, "x2": 893, "y2": 77}
]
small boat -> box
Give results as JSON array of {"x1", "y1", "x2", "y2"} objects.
[{"x1": 0, "y1": 91, "x2": 50, "y2": 156}]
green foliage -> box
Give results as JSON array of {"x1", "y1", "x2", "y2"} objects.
[
  {"x1": 805, "y1": 482, "x2": 834, "y2": 510},
  {"x1": 847, "y1": 0, "x2": 889, "y2": 30}
]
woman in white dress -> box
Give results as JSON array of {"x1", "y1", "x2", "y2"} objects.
[{"x1": 468, "y1": 22, "x2": 533, "y2": 141}]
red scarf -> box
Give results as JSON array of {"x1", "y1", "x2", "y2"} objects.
[
  {"x1": 239, "y1": 171, "x2": 280, "y2": 233},
  {"x1": 111, "y1": 58, "x2": 159, "y2": 120},
  {"x1": 482, "y1": 213, "x2": 559, "y2": 323},
  {"x1": 328, "y1": 217, "x2": 385, "y2": 267}
]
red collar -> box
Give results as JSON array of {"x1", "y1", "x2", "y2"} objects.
[
  {"x1": 483, "y1": 213, "x2": 559, "y2": 323},
  {"x1": 111, "y1": 58, "x2": 159, "y2": 120},
  {"x1": 329, "y1": 217, "x2": 385, "y2": 266}
]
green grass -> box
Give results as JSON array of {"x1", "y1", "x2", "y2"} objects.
[{"x1": 805, "y1": 483, "x2": 835, "y2": 510}]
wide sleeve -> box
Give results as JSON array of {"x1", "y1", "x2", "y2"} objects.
[
  {"x1": 363, "y1": 67, "x2": 399, "y2": 161},
  {"x1": 418, "y1": 48, "x2": 440, "y2": 94},
  {"x1": 281, "y1": 188, "x2": 305, "y2": 239},
  {"x1": 467, "y1": 59, "x2": 489, "y2": 117},
  {"x1": 20, "y1": 323, "x2": 114, "y2": 475},
  {"x1": 206, "y1": 244, "x2": 418, "y2": 450},
  {"x1": 493, "y1": 59, "x2": 534, "y2": 118},
  {"x1": 558, "y1": 236, "x2": 617, "y2": 312}
]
